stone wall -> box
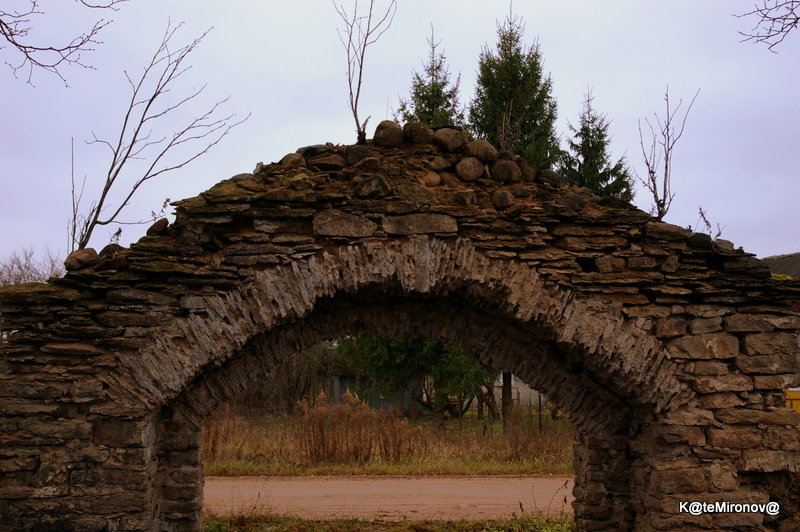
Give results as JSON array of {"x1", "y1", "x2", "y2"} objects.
[{"x1": 1, "y1": 120, "x2": 799, "y2": 531}]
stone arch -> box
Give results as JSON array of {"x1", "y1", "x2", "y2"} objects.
[
  {"x1": 146, "y1": 237, "x2": 689, "y2": 531},
  {"x1": 1, "y1": 124, "x2": 799, "y2": 531}
]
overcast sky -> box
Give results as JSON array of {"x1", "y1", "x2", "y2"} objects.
[{"x1": 1, "y1": 0, "x2": 798, "y2": 262}]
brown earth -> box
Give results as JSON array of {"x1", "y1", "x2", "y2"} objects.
[{"x1": 204, "y1": 475, "x2": 575, "y2": 520}]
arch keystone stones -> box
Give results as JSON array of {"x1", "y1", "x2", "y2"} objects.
[{"x1": 1, "y1": 122, "x2": 799, "y2": 532}]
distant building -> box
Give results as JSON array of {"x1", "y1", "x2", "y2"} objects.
[
  {"x1": 762, "y1": 252, "x2": 800, "y2": 280},
  {"x1": 491, "y1": 374, "x2": 547, "y2": 406}
]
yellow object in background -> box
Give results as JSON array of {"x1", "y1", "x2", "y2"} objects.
[{"x1": 787, "y1": 389, "x2": 800, "y2": 413}]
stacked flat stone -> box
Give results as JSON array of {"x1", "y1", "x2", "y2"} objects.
[{"x1": 0, "y1": 121, "x2": 799, "y2": 532}]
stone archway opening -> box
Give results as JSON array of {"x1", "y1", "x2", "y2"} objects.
[{"x1": 151, "y1": 278, "x2": 672, "y2": 532}]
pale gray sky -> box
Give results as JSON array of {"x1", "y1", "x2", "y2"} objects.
[{"x1": 1, "y1": 1, "x2": 798, "y2": 260}]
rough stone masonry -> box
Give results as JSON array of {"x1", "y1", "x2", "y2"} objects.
[{"x1": 1, "y1": 119, "x2": 799, "y2": 531}]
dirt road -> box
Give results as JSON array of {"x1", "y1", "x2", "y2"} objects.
[{"x1": 204, "y1": 475, "x2": 574, "y2": 520}]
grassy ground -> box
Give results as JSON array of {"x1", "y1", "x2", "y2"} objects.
[
  {"x1": 203, "y1": 514, "x2": 574, "y2": 532},
  {"x1": 203, "y1": 399, "x2": 574, "y2": 477}
]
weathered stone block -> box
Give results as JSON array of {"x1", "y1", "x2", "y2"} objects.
[
  {"x1": 724, "y1": 314, "x2": 775, "y2": 332},
  {"x1": 652, "y1": 466, "x2": 708, "y2": 493},
  {"x1": 664, "y1": 408, "x2": 717, "y2": 426},
  {"x1": 93, "y1": 419, "x2": 150, "y2": 448},
  {"x1": 345, "y1": 145, "x2": 373, "y2": 165},
  {"x1": 715, "y1": 408, "x2": 800, "y2": 425},
  {"x1": 627, "y1": 256, "x2": 658, "y2": 270},
  {"x1": 707, "y1": 426, "x2": 762, "y2": 448},
  {"x1": 169, "y1": 449, "x2": 201, "y2": 467},
  {"x1": 699, "y1": 392, "x2": 746, "y2": 409},
  {"x1": 690, "y1": 360, "x2": 730, "y2": 375},
  {"x1": 40, "y1": 342, "x2": 105, "y2": 357},
  {"x1": 667, "y1": 333, "x2": 739, "y2": 359},
  {"x1": 353, "y1": 174, "x2": 392, "y2": 198},
  {"x1": 106, "y1": 288, "x2": 175, "y2": 306},
  {"x1": 736, "y1": 354, "x2": 799, "y2": 375},
  {"x1": 383, "y1": 213, "x2": 457, "y2": 234},
  {"x1": 655, "y1": 316, "x2": 688, "y2": 338},
  {"x1": 693, "y1": 374, "x2": 753, "y2": 393},
  {"x1": 708, "y1": 461, "x2": 739, "y2": 491},
  {"x1": 312, "y1": 209, "x2": 377, "y2": 237},
  {"x1": 595, "y1": 255, "x2": 625, "y2": 273},
  {"x1": 279, "y1": 152, "x2": 305, "y2": 168},
  {"x1": 309, "y1": 153, "x2": 346, "y2": 170},
  {"x1": 689, "y1": 317, "x2": 723, "y2": 334},
  {"x1": 0, "y1": 399, "x2": 61, "y2": 415},
  {"x1": 653, "y1": 424, "x2": 706, "y2": 446},
  {"x1": 396, "y1": 182, "x2": 436, "y2": 204},
  {"x1": 645, "y1": 221, "x2": 690, "y2": 240},
  {"x1": 764, "y1": 426, "x2": 800, "y2": 451},
  {"x1": 739, "y1": 450, "x2": 799, "y2": 472},
  {"x1": 744, "y1": 332, "x2": 798, "y2": 355},
  {"x1": 686, "y1": 305, "x2": 730, "y2": 318},
  {"x1": 753, "y1": 374, "x2": 800, "y2": 389}
]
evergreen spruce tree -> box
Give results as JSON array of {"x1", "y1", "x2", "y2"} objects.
[
  {"x1": 560, "y1": 92, "x2": 633, "y2": 201},
  {"x1": 469, "y1": 14, "x2": 560, "y2": 169},
  {"x1": 396, "y1": 27, "x2": 464, "y2": 129}
]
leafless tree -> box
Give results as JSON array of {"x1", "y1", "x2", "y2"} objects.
[
  {"x1": 0, "y1": 0, "x2": 127, "y2": 84},
  {"x1": 70, "y1": 21, "x2": 249, "y2": 251},
  {"x1": 332, "y1": 0, "x2": 397, "y2": 144},
  {"x1": 0, "y1": 248, "x2": 64, "y2": 286},
  {"x1": 738, "y1": 1, "x2": 800, "y2": 51},
  {"x1": 635, "y1": 87, "x2": 700, "y2": 221}
]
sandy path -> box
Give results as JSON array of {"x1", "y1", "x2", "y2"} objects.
[{"x1": 204, "y1": 475, "x2": 574, "y2": 520}]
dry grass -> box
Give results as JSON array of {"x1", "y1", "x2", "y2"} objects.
[
  {"x1": 297, "y1": 392, "x2": 422, "y2": 464},
  {"x1": 203, "y1": 398, "x2": 574, "y2": 477},
  {"x1": 203, "y1": 513, "x2": 574, "y2": 532}
]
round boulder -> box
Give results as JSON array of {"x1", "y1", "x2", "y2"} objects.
[
  {"x1": 404, "y1": 122, "x2": 434, "y2": 144},
  {"x1": 518, "y1": 159, "x2": 537, "y2": 182},
  {"x1": 430, "y1": 156, "x2": 451, "y2": 171},
  {"x1": 146, "y1": 218, "x2": 169, "y2": 236},
  {"x1": 490, "y1": 159, "x2": 522, "y2": 183},
  {"x1": 465, "y1": 139, "x2": 498, "y2": 162},
  {"x1": 373, "y1": 120, "x2": 404, "y2": 148},
  {"x1": 439, "y1": 172, "x2": 461, "y2": 188},
  {"x1": 492, "y1": 189, "x2": 515, "y2": 210},
  {"x1": 64, "y1": 248, "x2": 100, "y2": 271},
  {"x1": 455, "y1": 157, "x2": 485, "y2": 182},
  {"x1": 432, "y1": 128, "x2": 466, "y2": 152},
  {"x1": 419, "y1": 170, "x2": 441, "y2": 187},
  {"x1": 537, "y1": 168, "x2": 567, "y2": 187}
]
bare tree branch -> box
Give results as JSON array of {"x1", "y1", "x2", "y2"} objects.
[
  {"x1": 0, "y1": 0, "x2": 127, "y2": 84},
  {"x1": 332, "y1": 0, "x2": 397, "y2": 144},
  {"x1": 70, "y1": 21, "x2": 249, "y2": 251},
  {"x1": 737, "y1": 1, "x2": 800, "y2": 51},
  {"x1": 635, "y1": 87, "x2": 699, "y2": 221}
]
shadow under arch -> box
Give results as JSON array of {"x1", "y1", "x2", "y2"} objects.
[{"x1": 144, "y1": 237, "x2": 695, "y2": 531}]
